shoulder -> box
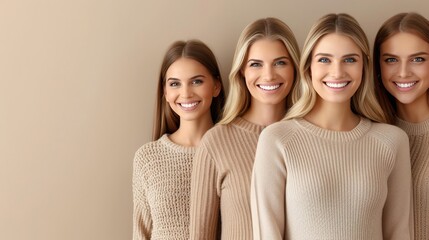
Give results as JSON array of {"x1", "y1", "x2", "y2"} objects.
[
  {"x1": 260, "y1": 119, "x2": 300, "y2": 142},
  {"x1": 368, "y1": 122, "x2": 409, "y2": 147}
]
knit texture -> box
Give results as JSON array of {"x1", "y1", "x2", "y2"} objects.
[
  {"x1": 397, "y1": 117, "x2": 429, "y2": 240},
  {"x1": 251, "y1": 117, "x2": 413, "y2": 240},
  {"x1": 133, "y1": 134, "x2": 195, "y2": 240},
  {"x1": 189, "y1": 117, "x2": 264, "y2": 240}
]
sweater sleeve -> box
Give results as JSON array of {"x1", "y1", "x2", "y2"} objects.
[
  {"x1": 382, "y1": 130, "x2": 413, "y2": 240},
  {"x1": 251, "y1": 127, "x2": 287, "y2": 240},
  {"x1": 189, "y1": 143, "x2": 221, "y2": 239},
  {"x1": 132, "y1": 152, "x2": 152, "y2": 240}
]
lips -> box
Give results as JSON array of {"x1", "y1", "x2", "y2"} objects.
[
  {"x1": 324, "y1": 82, "x2": 350, "y2": 88},
  {"x1": 394, "y1": 81, "x2": 417, "y2": 88},
  {"x1": 179, "y1": 101, "x2": 199, "y2": 109},
  {"x1": 257, "y1": 84, "x2": 281, "y2": 91}
]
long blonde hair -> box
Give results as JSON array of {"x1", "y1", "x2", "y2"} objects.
[
  {"x1": 219, "y1": 17, "x2": 300, "y2": 124},
  {"x1": 285, "y1": 13, "x2": 387, "y2": 123},
  {"x1": 373, "y1": 12, "x2": 429, "y2": 124}
]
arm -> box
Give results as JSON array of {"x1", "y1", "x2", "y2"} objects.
[
  {"x1": 132, "y1": 152, "x2": 152, "y2": 240},
  {"x1": 251, "y1": 128, "x2": 287, "y2": 240},
  {"x1": 189, "y1": 144, "x2": 220, "y2": 240},
  {"x1": 382, "y1": 131, "x2": 413, "y2": 240}
]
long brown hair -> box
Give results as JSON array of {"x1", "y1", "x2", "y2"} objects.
[
  {"x1": 152, "y1": 40, "x2": 225, "y2": 140},
  {"x1": 373, "y1": 12, "x2": 429, "y2": 124}
]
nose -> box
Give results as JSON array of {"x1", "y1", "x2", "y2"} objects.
[
  {"x1": 181, "y1": 85, "x2": 193, "y2": 98},
  {"x1": 263, "y1": 65, "x2": 275, "y2": 81},
  {"x1": 330, "y1": 61, "x2": 345, "y2": 79},
  {"x1": 398, "y1": 62, "x2": 412, "y2": 78}
]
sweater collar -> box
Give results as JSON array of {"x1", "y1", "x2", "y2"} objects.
[
  {"x1": 160, "y1": 134, "x2": 196, "y2": 154},
  {"x1": 232, "y1": 117, "x2": 265, "y2": 134},
  {"x1": 395, "y1": 117, "x2": 429, "y2": 136},
  {"x1": 294, "y1": 117, "x2": 371, "y2": 142}
]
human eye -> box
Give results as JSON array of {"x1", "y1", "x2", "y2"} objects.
[
  {"x1": 384, "y1": 57, "x2": 398, "y2": 64},
  {"x1": 168, "y1": 81, "x2": 180, "y2": 87},
  {"x1": 192, "y1": 79, "x2": 203, "y2": 85},
  {"x1": 274, "y1": 60, "x2": 287, "y2": 66},
  {"x1": 317, "y1": 57, "x2": 330, "y2": 63},
  {"x1": 344, "y1": 57, "x2": 357, "y2": 63},
  {"x1": 249, "y1": 61, "x2": 262, "y2": 67},
  {"x1": 412, "y1": 56, "x2": 425, "y2": 63}
]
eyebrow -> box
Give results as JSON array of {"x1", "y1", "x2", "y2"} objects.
[
  {"x1": 247, "y1": 56, "x2": 290, "y2": 63},
  {"x1": 167, "y1": 74, "x2": 206, "y2": 81},
  {"x1": 314, "y1": 53, "x2": 361, "y2": 58},
  {"x1": 382, "y1": 51, "x2": 429, "y2": 57}
]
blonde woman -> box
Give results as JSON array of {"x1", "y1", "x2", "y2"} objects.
[
  {"x1": 374, "y1": 12, "x2": 429, "y2": 239},
  {"x1": 251, "y1": 13, "x2": 413, "y2": 239},
  {"x1": 189, "y1": 18, "x2": 300, "y2": 239},
  {"x1": 132, "y1": 40, "x2": 225, "y2": 240}
]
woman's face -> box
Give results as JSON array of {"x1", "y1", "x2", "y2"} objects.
[
  {"x1": 380, "y1": 32, "x2": 429, "y2": 107},
  {"x1": 242, "y1": 38, "x2": 295, "y2": 109},
  {"x1": 164, "y1": 57, "x2": 220, "y2": 123},
  {"x1": 310, "y1": 33, "x2": 363, "y2": 105}
]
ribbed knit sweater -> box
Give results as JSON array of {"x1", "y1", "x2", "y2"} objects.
[
  {"x1": 251, "y1": 117, "x2": 413, "y2": 240},
  {"x1": 396, "y1": 117, "x2": 429, "y2": 240},
  {"x1": 133, "y1": 134, "x2": 195, "y2": 240},
  {"x1": 189, "y1": 117, "x2": 264, "y2": 239}
]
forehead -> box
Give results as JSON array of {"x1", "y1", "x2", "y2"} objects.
[
  {"x1": 165, "y1": 57, "x2": 210, "y2": 78},
  {"x1": 313, "y1": 33, "x2": 361, "y2": 56},
  {"x1": 380, "y1": 32, "x2": 429, "y2": 54},
  {"x1": 247, "y1": 38, "x2": 289, "y2": 59}
]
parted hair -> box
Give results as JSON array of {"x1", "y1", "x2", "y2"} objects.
[
  {"x1": 285, "y1": 13, "x2": 387, "y2": 123},
  {"x1": 373, "y1": 12, "x2": 429, "y2": 124},
  {"x1": 153, "y1": 39, "x2": 225, "y2": 140},
  {"x1": 218, "y1": 17, "x2": 301, "y2": 124}
]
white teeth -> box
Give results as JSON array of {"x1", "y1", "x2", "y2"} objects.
[
  {"x1": 180, "y1": 102, "x2": 198, "y2": 108},
  {"x1": 259, "y1": 84, "x2": 280, "y2": 91},
  {"x1": 395, "y1": 82, "x2": 416, "y2": 88},
  {"x1": 325, "y1": 82, "x2": 348, "y2": 88}
]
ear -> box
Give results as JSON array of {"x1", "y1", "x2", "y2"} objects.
[{"x1": 213, "y1": 80, "x2": 221, "y2": 97}]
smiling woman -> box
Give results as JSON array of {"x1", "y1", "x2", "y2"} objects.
[
  {"x1": 132, "y1": 39, "x2": 225, "y2": 240},
  {"x1": 373, "y1": 12, "x2": 429, "y2": 239},
  {"x1": 250, "y1": 13, "x2": 413, "y2": 240},
  {"x1": 189, "y1": 17, "x2": 300, "y2": 240}
]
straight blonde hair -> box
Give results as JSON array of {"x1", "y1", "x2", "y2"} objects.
[
  {"x1": 285, "y1": 13, "x2": 387, "y2": 123},
  {"x1": 219, "y1": 17, "x2": 300, "y2": 124}
]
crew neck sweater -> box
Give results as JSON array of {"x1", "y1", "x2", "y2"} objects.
[
  {"x1": 189, "y1": 117, "x2": 264, "y2": 240},
  {"x1": 133, "y1": 134, "x2": 195, "y2": 240},
  {"x1": 397, "y1": 117, "x2": 429, "y2": 240},
  {"x1": 251, "y1": 117, "x2": 413, "y2": 240}
]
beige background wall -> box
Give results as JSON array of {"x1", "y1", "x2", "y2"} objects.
[{"x1": 1, "y1": 0, "x2": 428, "y2": 239}]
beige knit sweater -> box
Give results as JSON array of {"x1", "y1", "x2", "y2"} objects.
[
  {"x1": 133, "y1": 134, "x2": 195, "y2": 240},
  {"x1": 189, "y1": 117, "x2": 264, "y2": 240},
  {"x1": 251, "y1": 117, "x2": 413, "y2": 240},
  {"x1": 397, "y1": 117, "x2": 429, "y2": 240}
]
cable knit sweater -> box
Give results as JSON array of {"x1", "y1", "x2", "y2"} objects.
[
  {"x1": 133, "y1": 134, "x2": 195, "y2": 240},
  {"x1": 396, "y1": 117, "x2": 429, "y2": 240},
  {"x1": 251, "y1": 117, "x2": 413, "y2": 240},
  {"x1": 189, "y1": 117, "x2": 264, "y2": 240}
]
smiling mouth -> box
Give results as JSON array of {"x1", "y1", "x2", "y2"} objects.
[
  {"x1": 257, "y1": 84, "x2": 281, "y2": 91},
  {"x1": 324, "y1": 82, "x2": 350, "y2": 88},
  {"x1": 179, "y1": 102, "x2": 199, "y2": 108},
  {"x1": 395, "y1": 81, "x2": 417, "y2": 88}
]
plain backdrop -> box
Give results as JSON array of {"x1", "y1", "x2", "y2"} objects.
[{"x1": 1, "y1": 0, "x2": 428, "y2": 239}]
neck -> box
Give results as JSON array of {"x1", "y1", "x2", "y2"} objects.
[
  {"x1": 242, "y1": 101, "x2": 287, "y2": 127},
  {"x1": 305, "y1": 99, "x2": 360, "y2": 131},
  {"x1": 396, "y1": 94, "x2": 429, "y2": 123},
  {"x1": 169, "y1": 114, "x2": 214, "y2": 147}
]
